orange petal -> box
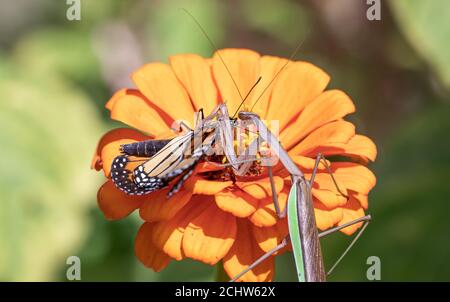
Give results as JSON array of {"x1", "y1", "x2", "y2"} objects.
[
  {"x1": 345, "y1": 135, "x2": 377, "y2": 161},
  {"x1": 97, "y1": 181, "x2": 145, "y2": 220},
  {"x1": 197, "y1": 162, "x2": 225, "y2": 173},
  {"x1": 182, "y1": 202, "x2": 237, "y2": 265},
  {"x1": 306, "y1": 172, "x2": 348, "y2": 209},
  {"x1": 331, "y1": 162, "x2": 376, "y2": 195},
  {"x1": 91, "y1": 128, "x2": 149, "y2": 171},
  {"x1": 170, "y1": 54, "x2": 218, "y2": 115},
  {"x1": 289, "y1": 121, "x2": 355, "y2": 155},
  {"x1": 281, "y1": 90, "x2": 355, "y2": 149},
  {"x1": 249, "y1": 191, "x2": 288, "y2": 227},
  {"x1": 349, "y1": 190, "x2": 369, "y2": 209},
  {"x1": 313, "y1": 199, "x2": 344, "y2": 231},
  {"x1": 135, "y1": 222, "x2": 171, "y2": 272},
  {"x1": 212, "y1": 49, "x2": 260, "y2": 114},
  {"x1": 291, "y1": 155, "x2": 329, "y2": 172},
  {"x1": 312, "y1": 135, "x2": 377, "y2": 162},
  {"x1": 151, "y1": 196, "x2": 211, "y2": 260},
  {"x1": 251, "y1": 55, "x2": 289, "y2": 117},
  {"x1": 236, "y1": 176, "x2": 284, "y2": 199},
  {"x1": 139, "y1": 188, "x2": 193, "y2": 222},
  {"x1": 108, "y1": 89, "x2": 172, "y2": 136},
  {"x1": 132, "y1": 63, "x2": 195, "y2": 123},
  {"x1": 215, "y1": 188, "x2": 259, "y2": 218},
  {"x1": 337, "y1": 195, "x2": 365, "y2": 235},
  {"x1": 105, "y1": 88, "x2": 126, "y2": 111},
  {"x1": 252, "y1": 218, "x2": 289, "y2": 253},
  {"x1": 311, "y1": 188, "x2": 347, "y2": 209},
  {"x1": 184, "y1": 176, "x2": 232, "y2": 195},
  {"x1": 265, "y1": 61, "x2": 330, "y2": 130},
  {"x1": 223, "y1": 219, "x2": 274, "y2": 282}
]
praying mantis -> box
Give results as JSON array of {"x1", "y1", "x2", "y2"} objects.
[{"x1": 178, "y1": 9, "x2": 373, "y2": 281}]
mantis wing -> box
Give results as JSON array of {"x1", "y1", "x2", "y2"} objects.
[{"x1": 287, "y1": 180, "x2": 306, "y2": 282}]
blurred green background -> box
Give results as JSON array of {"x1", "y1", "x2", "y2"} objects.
[{"x1": 0, "y1": 0, "x2": 449, "y2": 281}]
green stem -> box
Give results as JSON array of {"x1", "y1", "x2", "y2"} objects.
[{"x1": 215, "y1": 261, "x2": 229, "y2": 282}]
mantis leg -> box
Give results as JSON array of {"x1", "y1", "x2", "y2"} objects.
[
  {"x1": 308, "y1": 154, "x2": 371, "y2": 275},
  {"x1": 216, "y1": 104, "x2": 240, "y2": 171},
  {"x1": 208, "y1": 143, "x2": 284, "y2": 218},
  {"x1": 229, "y1": 215, "x2": 372, "y2": 281},
  {"x1": 204, "y1": 158, "x2": 257, "y2": 167},
  {"x1": 326, "y1": 218, "x2": 371, "y2": 276},
  {"x1": 230, "y1": 237, "x2": 289, "y2": 282},
  {"x1": 213, "y1": 103, "x2": 262, "y2": 175},
  {"x1": 310, "y1": 153, "x2": 348, "y2": 198},
  {"x1": 318, "y1": 215, "x2": 371, "y2": 238},
  {"x1": 268, "y1": 165, "x2": 283, "y2": 218},
  {"x1": 171, "y1": 121, "x2": 192, "y2": 133}
]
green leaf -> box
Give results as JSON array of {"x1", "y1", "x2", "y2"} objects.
[{"x1": 389, "y1": 0, "x2": 450, "y2": 89}]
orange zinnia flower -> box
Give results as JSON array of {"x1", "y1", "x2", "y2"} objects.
[{"x1": 91, "y1": 49, "x2": 377, "y2": 281}]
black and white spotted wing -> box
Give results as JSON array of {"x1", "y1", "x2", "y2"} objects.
[
  {"x1": 110, "y1": 155, "x2": 167, "y2": 195},
  {"x1": 110, "y1": 130, "x2": 213, "y2": 196},
  {"x1": 132, "y1": 132, "x2": 194, "y2": 187}
]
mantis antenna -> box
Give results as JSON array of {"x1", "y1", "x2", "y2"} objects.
[
  {"x1": 182, "y1": 9, "x2": 268, "y2": 119},
  {"x1": 182, "y1": 8, "x2": 311, "y2": 119},
  {"x1": 231, "y1": 76, "x2": 262, "y2": 118},
  {"x1": 250, "y1": 29, "x2": 310, "y2": 112},
  {"x1": 181, "y1": 8, "x2": 245, "y2": 103}
]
